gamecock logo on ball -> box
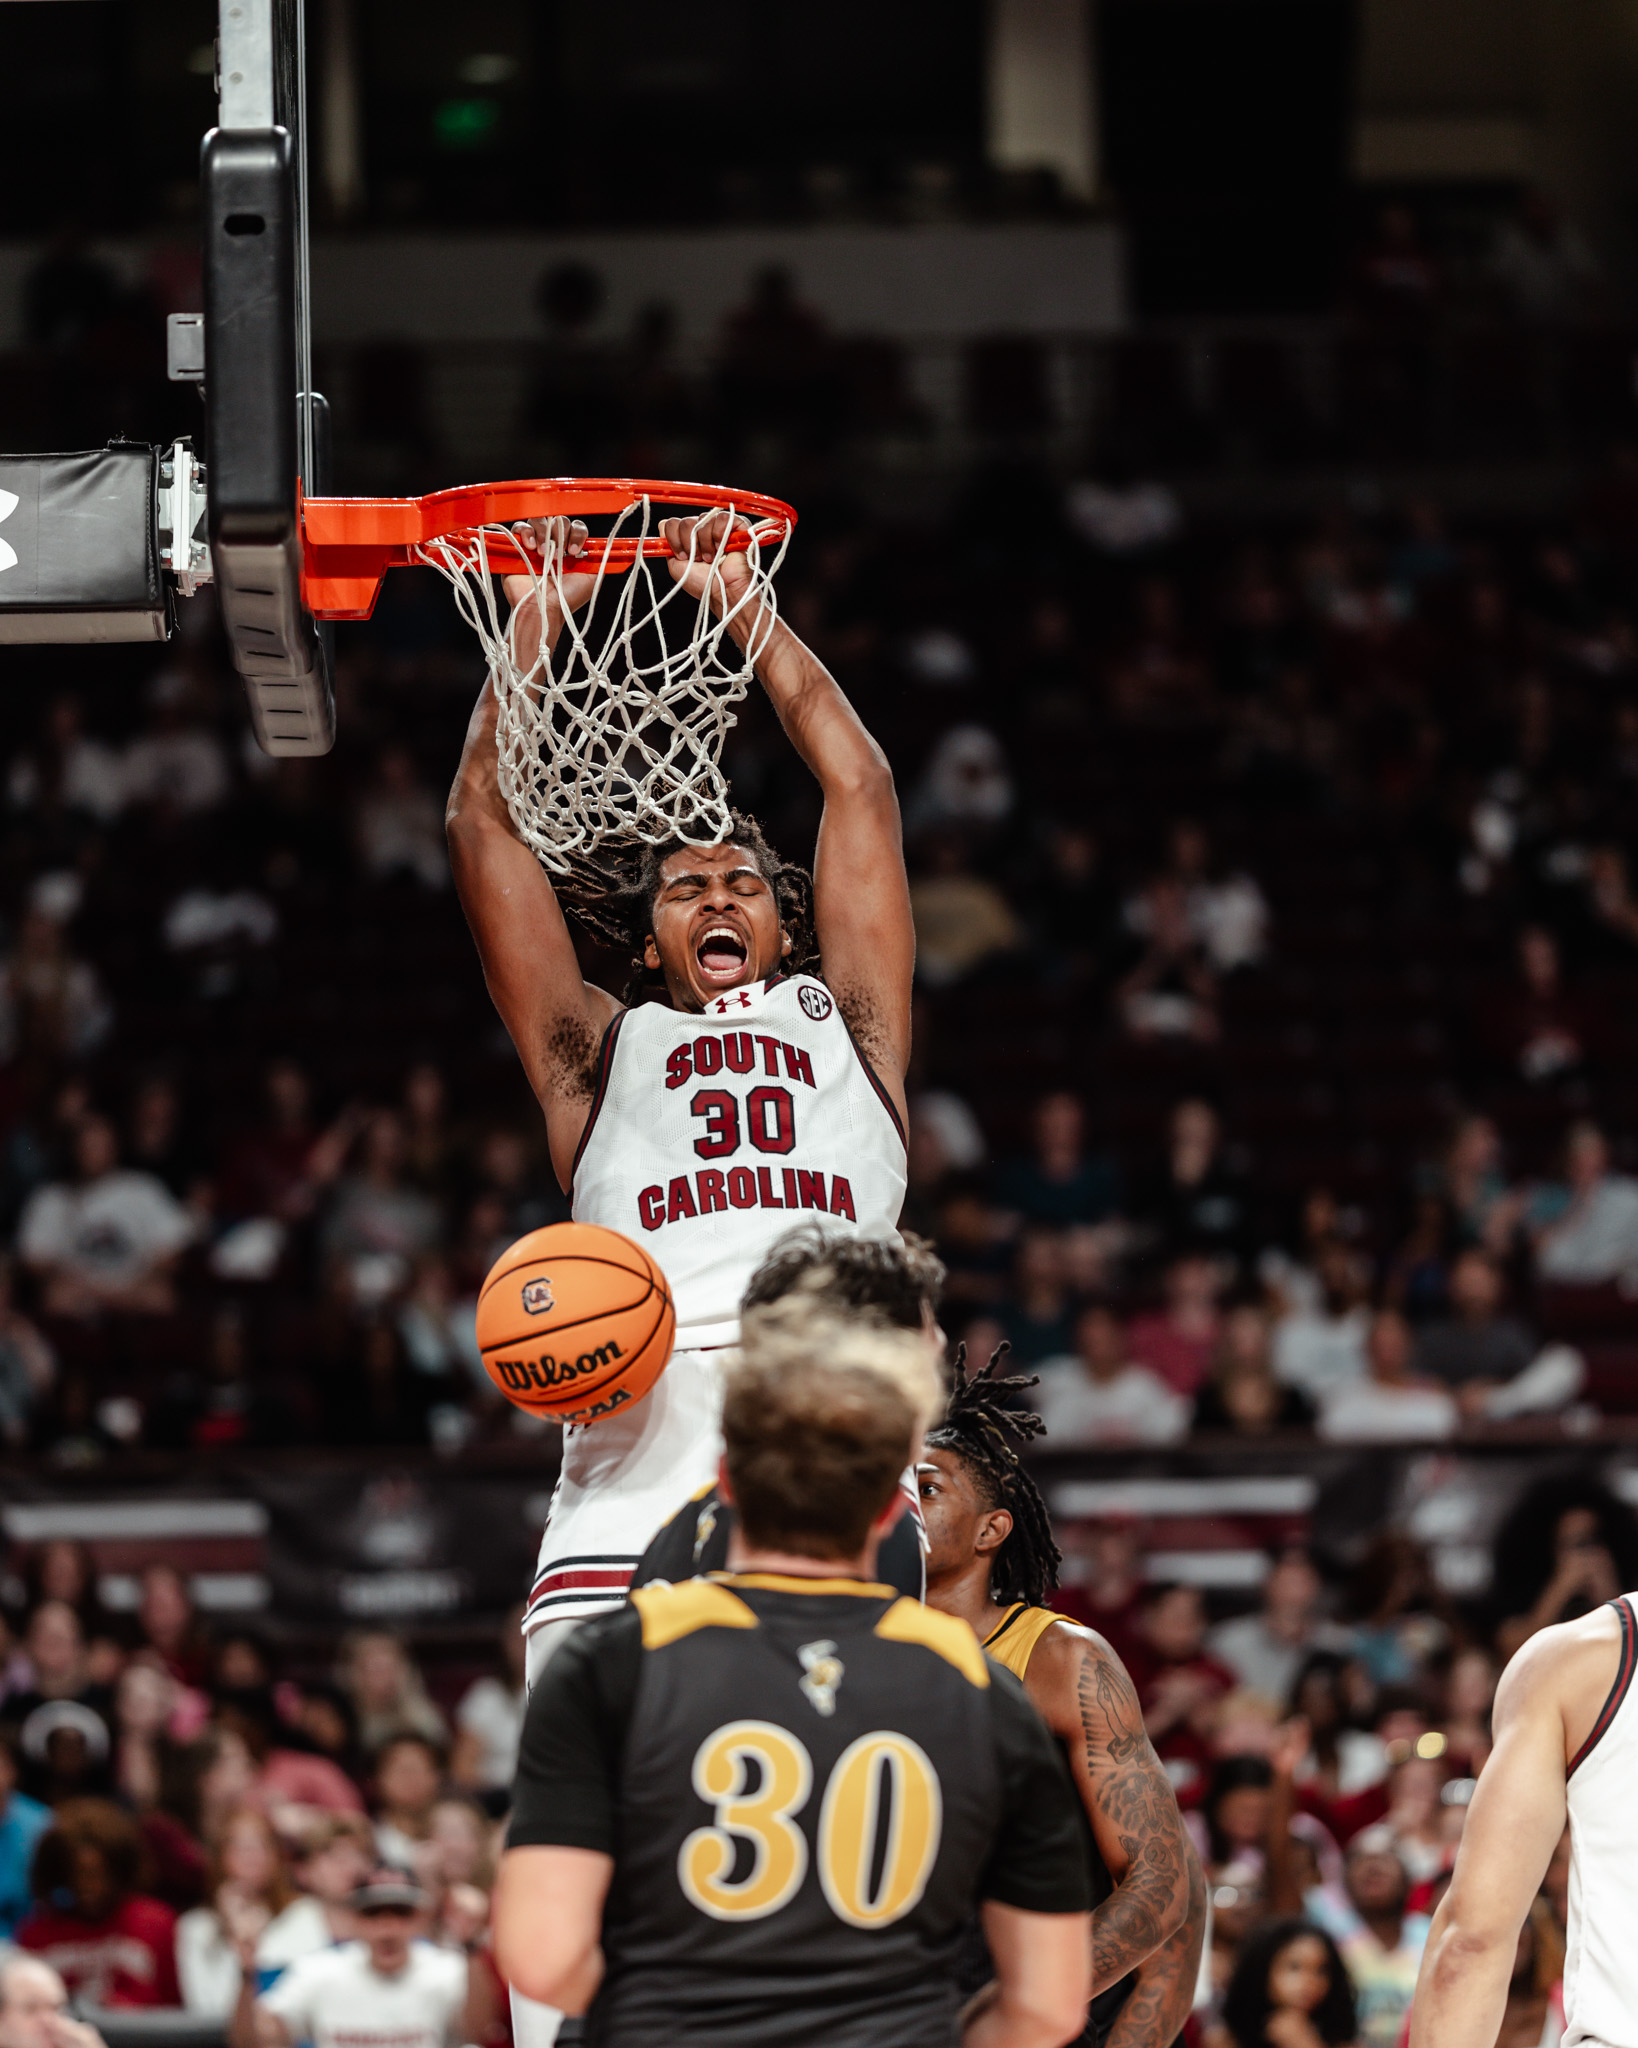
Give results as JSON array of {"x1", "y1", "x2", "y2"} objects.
[
  {"x1": 799, "y1": 985, "x2": 833, "y2": 1021},
  {"x1": 521, "y1": 1278, "x2": 555, "y2": 1315}
]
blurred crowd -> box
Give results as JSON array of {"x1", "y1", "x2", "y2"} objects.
[
  {"x1": 0, "y1": 1546, "x2": 524, "y2": 2037},
  {"x1": 1061, "y1": 1469, "x2": 1637, "y2": 2048}
]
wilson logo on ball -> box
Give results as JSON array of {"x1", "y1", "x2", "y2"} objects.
[
  {"x1": 521, "y1": 1277, "x2": 555, "y2": 1315},
  {"x1": 492, "y1": 1339, "x2": 624, "y2": 1395}
]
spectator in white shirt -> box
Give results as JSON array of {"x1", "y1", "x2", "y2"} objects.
[
  {"x1": 1208, "y1": 1546, "x2": 1349, "y2": 1702},
  {"x1": 1035, "y1": 1303, "x2": 1190, "y2": 1447},
  {"x1": 18, "y1": 1116, "x2": 193, "y2": 1318},
  {"x1": 0, "y1": 1954, "x2": 109, "y2": 2048},
  {"x1": 450, "y1": 1608, "x2": 527, "y2": 1795},
  {"x1": 1272, "y1": 1239, "x2": 1372, "y2": 1400},
  {"x1": 240, "y1": 1867, "x2": 474, "y2": 2048},
  {"x1": 176, "y1": 1807, "x2": 332, "y2": 2016},
  {"x1": 1530, "y1": 1119, "x2": 1638, "y2": 1286},
  {"x1": 7, "y1": 695, "x2": 125, "y2": 823},
  {"x1": 1319, "y1": 1310, "x2": 1458, "y2": 1444},
  {"x1": 122, "y1": 673, "x2": 232, "y2": 815},
  {"x1": 357, "y1": 748, "x2": 448, "y2": 891}
]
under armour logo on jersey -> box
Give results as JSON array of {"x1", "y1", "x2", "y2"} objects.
[
  {"x1": 798, "y1": 985, "x2": 832, "y2": 1021},
  {"x1": 711, "y1": 989, "x2": 755, "y2": 1014},
  {"x1": 0, "y1": 490, "x2": 17, "y2": 574},
  {"x1": 798, "y1": 1639, "x2": 844, "y2": 1717}
]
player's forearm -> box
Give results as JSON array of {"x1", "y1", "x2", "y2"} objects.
[
  {"x1": 1409, "y1": 1910, "x2": 1516, "y2": 2048},
  {"x1": 1088, "y1": 1835, "x2": 1192, "y2": 1994},
  {"x1": 1103, "y1": 1854, "x2": 1206, "y2": 2048}
]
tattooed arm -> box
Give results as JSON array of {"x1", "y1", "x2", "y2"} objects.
[
  {"x1": 1103, "y1": 1853, "x2": 1207, "y2": 2048},
  {"x1": 1024, "y1": 1622, "x2": 1203, "y2": 2000}
]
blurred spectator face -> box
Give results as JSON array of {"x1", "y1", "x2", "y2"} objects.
[
  {"x1": 266, "y1": 1060, "x2": 311, "y2": 1129},
  {"x1": 357, "y1": 1901, "x2": 420, "y2": 1975},
  {"x1": 1267, "y1": 1934, "x2": 1333, "y2": 2017},
  {"x1": 35, "y1": 1542, "x2": 91, "y2": 1608},
  {"x1": 73, "y1": 1117, "x2": 117, "y2": 1183},
  {"x1": 1033, "y1": 1092, "x2": 1083, "y2": 1163},
  {"x1": 1519, "y1": 927, "x2": 1560, "y2": 995},
  {"x1": 1220, "y1": 1306, "x2": 1270, "y2": 1371},
  {"x1": 1171, "y1": 1099, "x2": 1219, "y2": 1161},
  {"x1": 216, "y1": 1635, "x2": 269, "y2": 1691},
  {"x1": 1316, "y1": 1240, "x2": 1368, "y2": 1311},
  {"x1": 403, "y1": 1064, "x2": 444, "y2": 1126},
  {"x1": 26, "y1": 1603, "x2": 84, "y2": 1691},
  {"x1": 427, "y1": 1801, "x2": 489, "y2": 1887},
  {"x1": 361, "y1": 1113, "x2": 406, "y2": 1182},
  {"x1": 199, "y1": 1730, "x2": 257, "y2": 1822},
  {"x1": 1265, "y1": 1551, "x2": 1320, "y2": 1624},
  {"x1": 1446, "y1": 1648, "x2": 1496, "y2": 1722},
  {"x1": 1167, "y1": 1255, "x2": 1222, "y2": 1315},
  {"x1": 1293, "y1": 1662, "x2": 1345, "y2": 1734},
  {"x1": 1084, "y1": 1521, "x2": 1142, "y2": 1595},
  {"x1": 1448, "y1": 1116, "x2": 1500, "y2": 1181},
  {"x1": 1219, "y1": 1361, "x2": 1281, "y2": 1433},
  {"x1": 1147, "y1": 880, "x2": 1193, "y2": 952},
  {"x1": 479, "y1": 1131, "x2": 528, "y2": 1192},
  {"x1": 1367, "y1": 1311, "x2": 1414, "y2": 1385},
  {"x1": 221, "y1": 1809, "x2": 279, "y2": 1895},
  {"x1": 0, "y1": 1959, "x2": 75, "y2": 2048},
  {"x1": 299, "y1": 1826, "x2": 373, "y2": 1906},
  {"x1": 139, "y1": 1566, "x2": 193, "y2": 1653},
  {"x1": 376, "y1": 1739, "x2": 440, "y2": 1820},
  {"x1": 1213, "y1": 1780, "x2": 1271, "y2": 1854},
  {"x1": 1346, "y1": 1833, "x2": 1409, "y2": 1916},
  {"x1": 1566, "y1": 1121, "x2": 1610, "y2": 1193},
  {"x1": 1144, "y1": 1586, "x2": 1206, "y2": 1661},
  {"x1": 1170, "y1": 822, "x2": 1210, "y2": 880},
  {"x1": 115, "y1": 1660, "x2": 175, "y2": 1739},
  {"x1": 1014, "y1": 1229, "x2": 1064, "y2": 1298},
  {"x1": 349, "y1": 1635, "x2": 412, "y2": 1715},
  {"x1": 69, "y1": 1843, "x2": 115, "y2": 1919},
  {"x1": 1075, "y1": 1306, "x2": 1127, "y2": 1383},
  {"x1": 1449, "y1": 1251, "x2": 1502, "y2": 1320}
]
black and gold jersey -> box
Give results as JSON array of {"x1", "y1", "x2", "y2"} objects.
[
  {"x1": 509, "y1": 1573, "x2": 1093, "y2": 2048},
  {"x1": 630, "y1": 1484, "x2": 926, "y2": 1601},
  {"x1": 978, "y1": 1604, "x2": 1135, "y2": 2048}
]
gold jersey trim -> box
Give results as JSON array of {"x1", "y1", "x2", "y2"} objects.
[
  {"x1": 631, "y1": 1579, "x2": 759, "y2": 1648},
  {"x1": 874, "y1": 1597, "x2": 990, "y2": 1688},
  {"x1": 982, "y1": 1603, "x2": 1063, "y2": 1682}
]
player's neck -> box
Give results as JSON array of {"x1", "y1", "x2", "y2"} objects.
[
  {"x1": 728, "y1": 1531, "x2": 880, "y2": 1582},
  {"x1": 927, "y1": 1562, "x2": 1011, "y2": 1640}
]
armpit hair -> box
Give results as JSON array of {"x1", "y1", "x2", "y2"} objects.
[{"x1": 546, "y1": 1011, "x2": 600, "y2": 1103}]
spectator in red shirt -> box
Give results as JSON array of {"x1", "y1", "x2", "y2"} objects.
[
  {"x1": 16, "y1": 1799, "x2": 180, "y2": 2007},
  {"x1": 1129, "y1": 1252, "x2": 1226, "y2": 1397},
  {"x1": 1128, "y1": 1580, "x2": 1239, "y2": 1804}
]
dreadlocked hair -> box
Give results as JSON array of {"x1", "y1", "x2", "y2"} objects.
[
  {"x1": 552, "y1": 810, "x2": 818, "y2": 1005},
  {"x1": 925, "y1": 1341, "x2": 1062, "y2": 1609}
]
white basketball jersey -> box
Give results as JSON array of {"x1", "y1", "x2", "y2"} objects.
[
  {"x1": 1565, "y1": 1594, "x2": 1638, "y2": 2048},
  {"x1": 571, "y1": 974, "x2": 908, "y2": 1345}
]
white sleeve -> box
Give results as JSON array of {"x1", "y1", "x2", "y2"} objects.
[
  {"x1": 17, "y1": 1187, "x2": 70, "y2": 1265},
  {"x1": 260, "y1": 1954, "x2": 321, "y2": 2038},
  {"x1": 126, "y1": 1178, "x2": 196, "y2": 1258}
]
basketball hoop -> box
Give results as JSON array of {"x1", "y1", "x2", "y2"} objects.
[{"x1": 301, "y1": 478, "x2": 796, "y2": 875}]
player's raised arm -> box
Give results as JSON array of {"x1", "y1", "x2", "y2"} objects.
[
  {"x1": 662, "y1": 512, "x2": 914, "y2": 1105},
  {"x1": 445, "y1": 523, "x2": 619, "y2": 1186},
  {"x1": 1409, "y1": 1621, "x2": 1583, "y2": 2048}
]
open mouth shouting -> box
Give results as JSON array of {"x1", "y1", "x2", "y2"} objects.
[{"x1": 695, "y1": 922, "x2": 750, "y2": 987}]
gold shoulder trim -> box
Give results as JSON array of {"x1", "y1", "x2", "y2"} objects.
[
  {"x1": 873, "y1": 1598, "x2": 990, "y2": 1687},
  {"x1": 981, "y1": 1603, "x2": 1063, "y2": 1682},
  {"x1": 631, "y1": 1579, "x2": 759, "y2": 1649}
]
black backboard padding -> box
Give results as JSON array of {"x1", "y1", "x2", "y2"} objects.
[{"x1": 0, "y1": 444, "x2": 163, "y2": 611}]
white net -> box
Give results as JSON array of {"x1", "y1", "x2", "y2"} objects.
[{"x1": 415, "y1": 495, "x2": 790, "y2": 876}]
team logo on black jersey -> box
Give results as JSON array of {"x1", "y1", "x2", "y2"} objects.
[
  {"x1": 798, "y1": 1639, "x2": 844, "y2": 1716},
  {"x1": 521, "y1": 1278, "x2": 555, "y2": 1315},
  {"x1": 798, "y1": 984, "x2": 833, "y2": 1021}
]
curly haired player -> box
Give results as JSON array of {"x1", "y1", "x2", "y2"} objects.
[
  {"x1": 920, "y1": 1350, "x2": 1206, "y2": 2048},
  {"x1": 446, "y1": 512, "x2": 913, "y2": 1681}
]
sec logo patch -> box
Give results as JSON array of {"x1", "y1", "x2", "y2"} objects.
[
  {"x1": 521, "y1": 1278, "x2": 555, "y2": 1315},
  {"x1": 799, "y1": 985, "x2": 833, "y2": 1021}
]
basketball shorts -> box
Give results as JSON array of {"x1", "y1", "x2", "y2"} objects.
[{"x1": 523, "y1": 1343, "x2": 726, "y2": 1639}]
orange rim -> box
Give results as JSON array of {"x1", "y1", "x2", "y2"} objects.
[{"x1": 299, "y1": 476, "x2": 797, "y2": 621}]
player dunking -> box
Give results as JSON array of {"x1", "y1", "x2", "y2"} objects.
[
  {"x1": 1411, "y1": 1587, "x2": 1638, "y2": 2048},
  {"x1": 446, "y1": 511, "x2": 913, "y2": 1682},
  {"x1": 919, "y1": 1353, "x2": 1206, "y2": 2048}
]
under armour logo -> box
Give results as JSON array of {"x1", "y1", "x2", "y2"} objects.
[
  {"x1": 798, "y1": 1639, "x2": 844, "y2": 1717},
  {"x1": 712, "y1": 990, "x2": 754, "y2": 1013},
  {"x1": 0, "y1": 490, "x2": 16, "y2": 574}
]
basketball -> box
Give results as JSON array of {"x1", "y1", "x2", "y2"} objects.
[{"x1": 476, "y1": 1223, "x2": 675, "y2": 1426}]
